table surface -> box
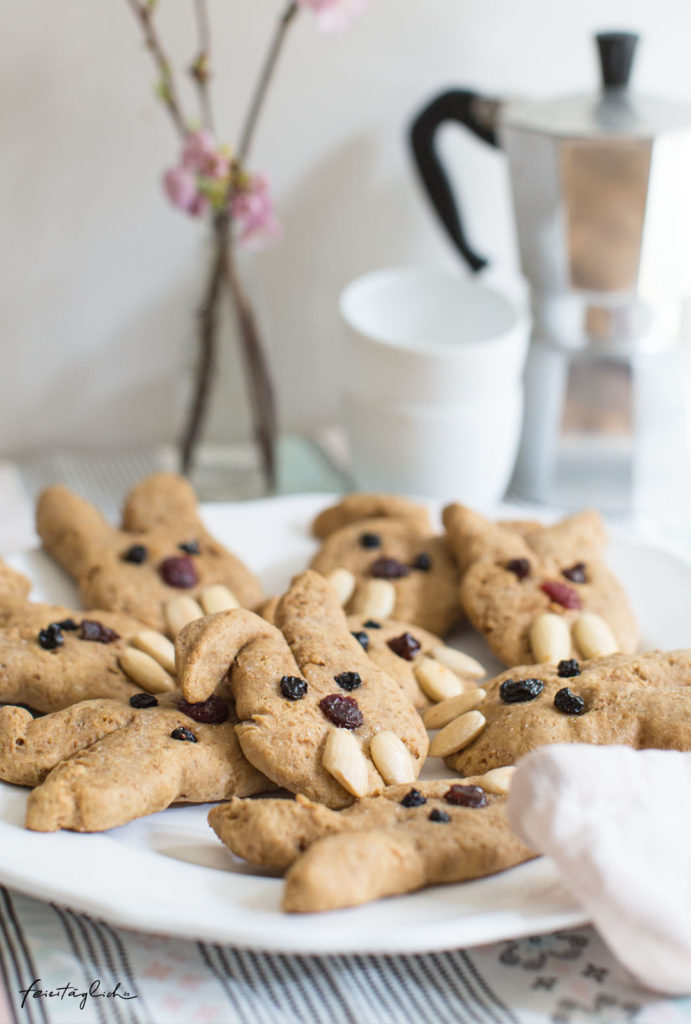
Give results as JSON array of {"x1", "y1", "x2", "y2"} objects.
[{"x1": 0, "y1": 442, "x2": 689, "y2": 1024}]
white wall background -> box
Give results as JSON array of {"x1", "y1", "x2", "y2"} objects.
[{"x1": 3, "y1": 0, "x2": 691, "y2": 454}]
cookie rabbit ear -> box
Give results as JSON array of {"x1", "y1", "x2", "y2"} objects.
[
  {"x1": 535, "y1": 509, "x2": 607, "y2": 559},
  {"x1": 443, "y1": 504, "x2": 530, "y2": 572},
  {"x1": 312, "y1": 494, "x2": 431, "y2": 539},
  {"x1": 0, "y1": 558, "x2": 31, "y2": 611},
  {"x1": 175, "y1": 609, "x2": 287, "y2": 703},
  {"x1": 36, "y1": 485, "x2": 116, "y2": 579},
  {"x1": 121, "y1": 473, "x2": 201, "y2": 533}
]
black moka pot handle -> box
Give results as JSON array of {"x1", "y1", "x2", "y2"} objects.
[{"x1": 409, "y1": 89, "x2": 500, "y2": 273}]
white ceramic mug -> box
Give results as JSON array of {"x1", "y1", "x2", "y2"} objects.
[{"x1": 339, "y1": 267, "x2": 530, "y2": 505}]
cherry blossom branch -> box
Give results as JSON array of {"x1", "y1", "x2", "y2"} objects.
[
  {"x1": 190, "y1": 0, "x2": 215, "y2": 134},
  {"x1": 237, "y1": 1, "x2": 299, "y2": 163},
  {"x1": 126, "y1": 0, "x2": 187, "y2": 138}
]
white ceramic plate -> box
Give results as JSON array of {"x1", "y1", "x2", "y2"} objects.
[{"x1": 0, "y1": 494, "x2": 688, "y2": 954}]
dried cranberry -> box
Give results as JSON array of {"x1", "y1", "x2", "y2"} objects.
[
  {"x1": 386, "y1": 632, "x2": 421, "y2": 661},
  {"x1": 554, "y1": 687, "x2": 586, "y2": 716},
  {"x1": 334, "y1": 671, "x2": 362, "y2": 692},
  {"x1": 401, "y1": 788, "x2": 427, "y2": 807},
  {"x1": 170, "y1": 726, "x2": 197, "y2": 743},
  {"x1": 359, "y1": 532, "x2": 381, "y2": 549},
  {"x1": 130, "y1": 693, "x2": 158, "y2": 709},
  {"x1": 370, "y1": 557, "x2": 411, "y2": 580},
  {"x1": 122, "y1": 544, "x2": 147, "y2": 564},
  {"x1": 540, "y1": 580, "x2": 582, "y2": 610},
  {"x1": 363, "y1": 620, "x2": 381, "y2": 629},
  {"x1": 429, "y1": 808, "x2": 450, "y2": 823},
  {"x1": 178, "y1": 540, "x2": 200, "y2": 555},
  {"x1": 38, "y1": 624, "x2": 63, "y2": 650},
  {"x1": 178, "y1": 695, "x2": 229, "y2": 724},
  {"x1": 79, "y1": 620, "x2": 121, "y2": 644},
  {"x1": 159, "y1": 555, "x2": 198, "y2": 589},
  {"x1": 562, "y1": 562, "x2": 587, "y2": 584},
  {"x1": 280, "y1": 676, "x2": 308, "y2": 701},
  {"x1": 506, "y1": 557, "x2": 531, "y2": 580},
  {"x1": 412, "y1": 552, "x2": 432, "y2": 571},
  {"x1": 351, "y1": 631, "x2": 369, "y2": 651},
  {"x1": 499, "y1": 677, "x2": 544, "y2": 703},
  {"x1": 444, "y1": 784, "x2": 487, "y2": 808},
  {"x1": 319, "y1": 694, "x2": 363, "y2": 729},
  {"x1": 558, "y1": 658, "x2": 581, "y2": 678},
  {"x1": 55, "y1": 618, "x2": 78, "y2": 631}
]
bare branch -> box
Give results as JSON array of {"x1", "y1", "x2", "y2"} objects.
[
  {"x1": 191, "y1": 0, "x2": 215, "y2": 134},
  {"x1": 125, "y1": 0, "x2": 188, "y2": 139}
]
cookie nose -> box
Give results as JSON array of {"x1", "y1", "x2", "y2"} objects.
[{"x1": 159, "y1": 555, "x2": 199, "y2": 588}]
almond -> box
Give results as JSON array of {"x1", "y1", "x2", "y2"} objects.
[
  {"x1": 414, "y1": 657, "x2": 465, "y2": 703},
  {"x1": 325, "y1": 568, "x2": 356, "y2": 606},
  {"x1": 353, "y1": 579, "x2": 396, "y2": 620},
  {"x1": 165, "y1": 596, "x2": 204, "y2": 638},
  {"x1": 474, "y1": 765, "x2": 516, "y2": 795},
  {"x1": 572, "y1": 612, "x2": 619, "y2": 659},
  {"x1": 429, "y1": 710, "x2": 486, "y2": 757},
  {"x1": 529, "y1": 612, "x2": 571, "y2": 663},
  {"x1": 431, "y1": 645, "x2": 486, "y2": 680},
  {"x1": 131, "y1": 630, "x2": 176, "y2": 675},
  {"x1": 119, "y1": 647, "x2": 176, "y2": 693},
  {"x1": 199, "y1": 585, "x2": 240, "y2": 615},
  {"x1": 322, "y1": 728, "x2": 370, "y2": 797},
  {"x1": 370, "y1": 731, "x2": 415, "y2": 785},
  {"x1": 422, "y1": 688, "x2": 486, "y2": 730}
]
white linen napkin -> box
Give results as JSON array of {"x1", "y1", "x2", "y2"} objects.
[{"x1": 507, "y1": 744, "x2": 691, "y2": 995}]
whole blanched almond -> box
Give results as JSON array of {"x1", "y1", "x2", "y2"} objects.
[
  {"x1": 530, "y1": 613, "x2": 571, "y2": 663},
  {"x1": 200, "y1": 585, "x2": 240, "y2": 615},
  {"x1": 119, "y1": 648, "x2": 176, "y2": 693},
  {"x1": 423, "y1": 689, "x2": 486, "y2": 730},
  {"x1": 325, "y1": 568, "x2": 356, "y2": 606},
  {"x1": 322, "y1": 728, "x2": 370, "y2": 797},
  {"x1": 132, "y1": 630, "x2": 176, "y2": 675},
  {"x1": 165, "y1": 596, "x2": 205, "y2": 638},
  {"x1": 429, "y1": 710, "x2": 486, "y2": 757},
  {"x1": 431, "y1": 645, "x2": 486, "y2": 680},
  {"x1": 474, "y1": 765, "x2": 516, "y2": 795},
  {"x1": 370, "y1": 731, "x2": 415, "y2": 785},
  {"x1": 354, "y1": 579, "x2": 396, "y2": 620},
  {"x1": 572, "y1": 613, "x2": 619, "y2": 658},
  {"x1": 414, "y1": 657, "x2": 465, "y2": 703}
]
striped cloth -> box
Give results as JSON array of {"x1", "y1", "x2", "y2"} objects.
[{"x1": 0, "y1": 888, "x2": 688, "y2": 1024}]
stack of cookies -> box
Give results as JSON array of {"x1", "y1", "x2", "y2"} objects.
[{"x1": 2, "y1": 477, "x2": 690, "y2": 914}]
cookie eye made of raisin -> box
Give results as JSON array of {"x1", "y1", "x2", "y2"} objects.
[{"x1": 562, "y1": 562, "x2": 587, "y2": 583}]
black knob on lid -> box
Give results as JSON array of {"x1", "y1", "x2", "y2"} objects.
[{"x1": 596, "y1": 32, "x2": 639, "y2": 90}]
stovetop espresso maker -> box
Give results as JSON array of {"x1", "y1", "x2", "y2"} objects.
[{"x1": 410, "y1": 32, "x2": 691, "y2": 518}]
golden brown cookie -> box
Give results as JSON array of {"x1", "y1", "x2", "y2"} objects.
[
  {"x1": 36, "y1": 473, "x2": 264, "y2": 637},
  {"x1": 439, "y1": 650, "x2": 691, "y2": 777},
  {"x1": 0, "y1": 691, "x2": 270, "y2": 832},
  {"x1": 310, "y1": 494, "x2": 461, "y2": 636},
  {"x1": 443, "y1": 504, "x2": 638, "y2": 667},
  {"x1": 176, "y1": 571, "x2": 430, "y2": 809},
  {"x1": 209, "y1": 776, "x2": 533, "y2": 912}
]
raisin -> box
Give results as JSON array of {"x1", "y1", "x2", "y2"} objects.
[
  {"x1": 178, "y1": 540, "x2": 200, "y2": 555},
  {"x1": 562, "y1": 562, "x2": 587, "y2": 583},
  {"x1": 554, "y1": 687, "x2": 586, "y2": 715},
  {"x1": 444, "y1": 784, "x2": 487, "y2": 808},
  {"x1": 429, "y1": 809, "x2": 451, "y2": 823},
  {"x1": 122, "y1": 544, "x2": 148, "y2": 564},
  {"x1": 499, "y1": 677, "x2": 544, "y2": 703},
  {"x1": 55, "y1": 618, "x2": 78, "y2": 631},
  {"x1": 370, "y1": 557, "x2": 411, "y2": 580},
  {"x1": 334, "y1": 671, "x2": 362, "y2": 692},
  {"x1": 540, "y1": 580, "x2": 582, "y2": 609},
  {"x1": 129, "y1": 693, "x2": 158, "y2": 709},
  {"x1": 178, "y1": 695, "x2": 229, "y2": 724},
  {"x1": 159, "y1": 555, "x2": 198, "y2": 589},
  {"x1": 38, "y1": 624, "x2": 63, "y2": 650},
  {"x1": 170, "y1": 726, "x2": 197, "y2": 743},
  {"x1": 79, "y1": 620, "x2": 121, "y2": 644},
  {"x1": 400, "y1": 788, "x2": 427, "y2": 807},
  {"x1": 558, "y1": 658, "x2": 581, "y2": 678},
  {"x1": 351, "y1": 631, "x2": 369, "y2": 651},
  {"x1": 359, "y1": 532, "x2": 381, "y2": 549},
  {"x1": 412, "y1": 552, "x2": 431, "y2": 571},
  {"x1": 506, "y1": 557, "x2": 531, "y2": 580},
  {"x1": 319, "y1": 694, "x2": 363, "y2": 729},
  {"x1": 280, "y1": 676, "x2": 308, "y2": 701},
  {"x1": 387, "y1": 632, "x2": 421, "y2": 661},
  {"x1": 363, "y1": 620, "x2": 381, "y2": 629}
]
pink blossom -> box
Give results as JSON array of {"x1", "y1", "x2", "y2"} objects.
[
  {"x1": 230, "y1": 174, "x2": 280, "y2": 245},
  {"x1": 181, "y1": 131, "x2": 216, "y2": 172},
  {"x1": 162, "y1": 166, "x2": 206, "y2": 217},
  {"x1": 297, "y1": 0, "x2": 370, "y2": 32}
]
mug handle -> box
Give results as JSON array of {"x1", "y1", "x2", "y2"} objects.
[{"x1": 409, "y1": 89, "x2": 500, "y2": 273}]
